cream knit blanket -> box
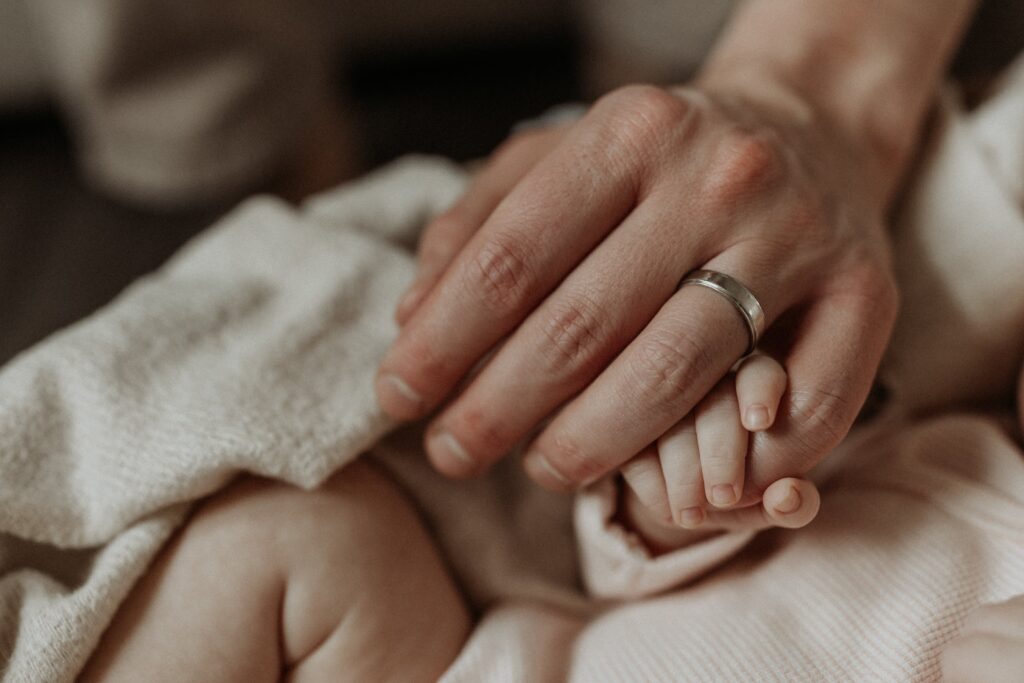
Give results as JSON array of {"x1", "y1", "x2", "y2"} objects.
[{"x1": 2, "y1": 59, "x2": 1024, "y2": 681}]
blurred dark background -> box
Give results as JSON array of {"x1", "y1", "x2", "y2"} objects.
[
  {"x1": 0, "y1": 0, "x2": 1021, "y2": 366},
  {"x1": 0, "y1": 3, "x2": 585, "y2": 364}
]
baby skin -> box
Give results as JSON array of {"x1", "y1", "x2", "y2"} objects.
[
  {"x1": 80, "y1": 461, "x2": 470, "y2": 683},
  {"x1": 619, "y1": 353, "x2": 820, "y2": 551},
  {"x1": 80, "y1": 354, "x2": 818, "y2": 683}
]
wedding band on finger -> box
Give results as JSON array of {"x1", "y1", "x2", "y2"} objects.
[{"x1": 677, "y1": 269, "x2": 766, "y2": 356}]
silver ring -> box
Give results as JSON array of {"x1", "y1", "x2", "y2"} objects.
[{"x1": 678, "y1": 269, "x2": 766, "y2": 356}]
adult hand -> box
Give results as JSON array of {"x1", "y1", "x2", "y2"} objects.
[{"x1": 376, "y1": 80, "x2": 898, "y2": 499}]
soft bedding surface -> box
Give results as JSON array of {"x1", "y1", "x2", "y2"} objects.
[{"x1": 2, "y1": 59, "x2": 1024, "y2": 682}]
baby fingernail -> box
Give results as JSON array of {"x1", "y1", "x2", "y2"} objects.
[
  {"x1": 745, "y1": 405, "x2": 770, "y2": 430},
  {"x1": 375, "y1": 372, "x2": 424, "y2": 418},
  {"x1": 711, "y1": 484, "x2": 737, "y2": 507},
  {"x1": 774, "y1": 485, "x2": 802, "y2": 514},
  {"x1": 678, "y1": 507, "x2": 705, "y2": 528}
]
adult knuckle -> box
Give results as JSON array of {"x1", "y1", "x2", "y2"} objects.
[
  {"x1": 851, "y1": 260, "x2": 900, "y2": 318},
  {"x1": 546, "y1": 437, "x2": 604, "y2": 483},
  {"x1": 787, "y1": 191, "x2": 831, "y2": 240},
  {"x1": 629, "y1": 329, "x2": 712, "y2": 416},
  {"x1": 702, "y1": 131, "x2": 783, "y2": 208},
  {"x1": 538, "y1": 294, "x2": 608, "y2": 377},
  {"x1": 465, "y1": 233, "x2": 534, "y2": 318},
  {"x1": 600, "y1": 85, "x2": 694, "y2": 153},
  {"x1": 626, "y1": 85, "x2": 693, "y2": 126},
  {"x1": 787, "y1": 388, "x2": 854, "y2": 454}
]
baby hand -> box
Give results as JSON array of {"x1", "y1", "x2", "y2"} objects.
[{"x1": 620, "y1": 353, "x2": 819, "y2": 533}]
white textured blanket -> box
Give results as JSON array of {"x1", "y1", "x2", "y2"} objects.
[{"x1": 2, "y1": 59, "x2": 1024, "y2": 681}]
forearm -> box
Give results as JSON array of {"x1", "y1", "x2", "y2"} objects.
[{"x1": 698, "y1": 0, "x2": 979, "y2": 204}]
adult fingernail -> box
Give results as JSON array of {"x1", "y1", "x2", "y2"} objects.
[
  {"x1": 426, "y1": 429, "x2": 478, "y2": 477},
  {"x1": 745, "y1": 405, "x2": 770, "y2": 431},
  {"x1": 774, "y1": 485, "x2": 802, "y2": 514},
  {"x1": 678, "y1": 507, "x2": 705, "y2": 529},
  {"x1": 375, "y1": 373, "x2": 424, "y2": 419},
  {"x1": 711, "y1": 484, "x2": 737, "y2": 507},
  {"x1": 524, "y1": 450, "x2": 573, "y2": 490}
]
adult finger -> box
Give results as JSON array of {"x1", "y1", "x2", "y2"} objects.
[
  {"x1": 423, "y1": 124, "x2": 801, "y2": 479},
  {"x1": 377, "y1": 88, "x2": 695, "y2": 421},
  {"x1": 521, "y1": 283, "x2": 744, "y2": 490},
  {"x1": 522, "y1": 242, "x2": 792, "y2": 491},
  {"x1": 744, "y1": 266, "x2": 898, "y2": 499},
  {"x1": 396, "y1": 127, "x2": 567, "y2": 325},
  {"x1": 423, "y1": 193, "x2": 703, "y2": 478}
]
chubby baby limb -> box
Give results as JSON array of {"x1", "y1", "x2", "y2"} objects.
[{"x1": 81, "y1": 460, "x2": 469, "y2": 683}]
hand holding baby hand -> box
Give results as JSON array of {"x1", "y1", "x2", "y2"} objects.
[
  {"x1": 620, "y1": 353, "x2": 821, "y2": 545},
  {"x1": 379, "y1": 81, "x2": 896, "y2": 503},
  {"x1": 621, "y1": 353, "x2": 802, "y2": 527}
]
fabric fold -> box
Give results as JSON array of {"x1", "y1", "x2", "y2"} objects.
[{"x1": 0, "y1": 55, "x2": 1023, "y2": 680}]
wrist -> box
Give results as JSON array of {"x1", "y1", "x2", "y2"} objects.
[
  {"x1": 695, "y1": 0, "x2": 978, "y2": 206},
  {"x1": 692, "y1": 65, "x2": 893, "y2": 206},
  {"x1": 697, "y1": 62, "x2": 911, "y2": 204}
]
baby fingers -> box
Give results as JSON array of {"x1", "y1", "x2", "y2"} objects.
[
  {"x1": 695, "y1": 378, "x2": 748, "y2": 509},
  {"x1": 735, "y1": 352, "x2": 788, "y2": 432},
  {"x1": 702, "y1": 477, "x2": 821, "y2": 531},
  {"x1": 657, "y1": 415, "x2": 708, "y2": 528}
]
